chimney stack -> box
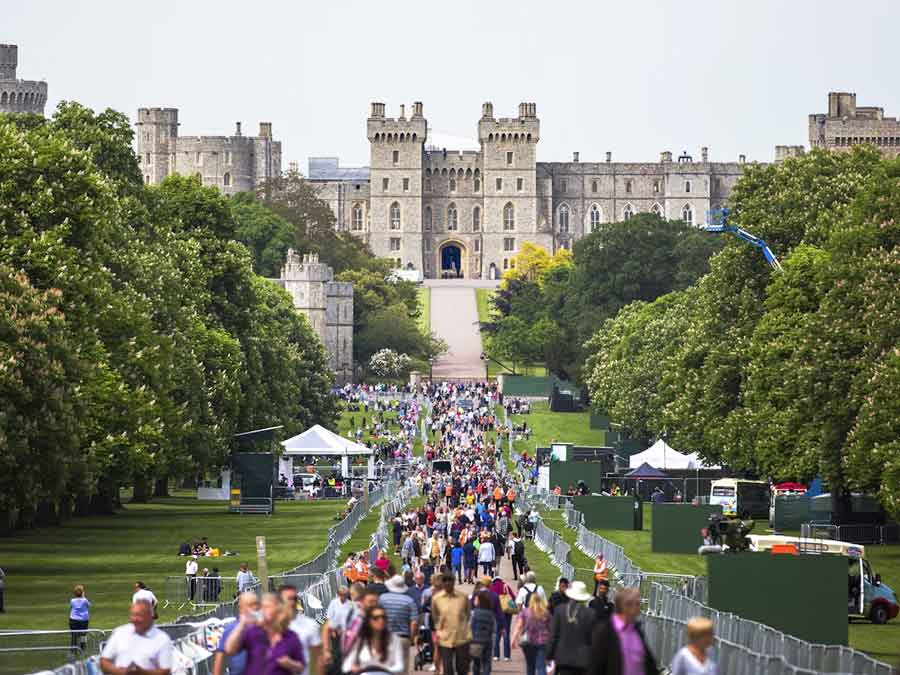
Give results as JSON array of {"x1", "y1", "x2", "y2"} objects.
[
  {"x1": 482, "y1": 102, "x2": 494, "y2": 119},
  {"x1": 370, "y1": 102, "x2": 385, "y2": 118},
  {"x1": 399, "y1": 104, "x2": 406, "y2": 119},
  {"x1": 701, "y1": 146, "x2": 709, "y2": 163},
  {"x1": 660, "y1": 150, "x2": 672, "y2": 163},
  {"x1": 235, "y1": 121, "x2": 242, "y2": 136},
  {"x1": 259, "y1": 122, "x2": 272, "y2": 138},
  {"x1": 412, "y1": 101, "x2": 423, "y2": 118},
  {"x1": 605, "y1": 151, "x2": 612, "y2": 163},
  {"x1": 573, "y1": 151, "x2": 579, "y2": 163}
]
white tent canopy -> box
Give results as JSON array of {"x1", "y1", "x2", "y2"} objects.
[
  {"x1": 629, "y1": 439, "x2": 716, "y2": 470},
  {"x1": 279, "y1": 424, "x2": 374, "y2": 481}
]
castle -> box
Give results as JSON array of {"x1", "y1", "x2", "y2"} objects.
[
  {"x1": 809, "y1": 92, "x2": 900, "y2": 156},
  {"x1": 135, "y1": 108, "x2": 282, "y2": 193},
  {"x1": 0, "y1": 44, "x2": 48, "y2": 115},
  {"x1": 272, "y1": 250, "x2": 354, "y2": 384},
  {"x1": 309, "y1": 102, "x2": 750, "y2": 280}
]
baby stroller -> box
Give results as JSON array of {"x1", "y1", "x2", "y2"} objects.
[{"x1": 413, "y1": 606, "x2": 434, "y2": 670}]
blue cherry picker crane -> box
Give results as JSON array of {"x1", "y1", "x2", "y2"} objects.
[{"x1": 704, "y1": 208, "x2": 783, "y2": 272}]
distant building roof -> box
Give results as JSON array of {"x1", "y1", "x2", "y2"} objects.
[{"x1": 308, "y1": 157, "x2": 370, "y2": 181}]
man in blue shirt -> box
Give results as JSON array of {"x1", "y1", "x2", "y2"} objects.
[{"x1": 213, "y1": 592, "x2": 259, "y2": 675}]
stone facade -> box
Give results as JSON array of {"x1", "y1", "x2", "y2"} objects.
[
  {"x1": 0, "y1": 44, "x2": 48, "y2": 115},
  {"x1": 809, "y1": 92, "x2": 900, "y2": 158},
  {"x1": 308, "y1": 102, "x2": 749, "y2": 279},
  {"x1": 273, "y1": 250, "x2": 354, "y2": 384},
  {"x1": 135, "y1": 108, "x2": 282, "y2": 193}
]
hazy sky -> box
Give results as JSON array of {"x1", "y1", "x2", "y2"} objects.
[{"x1": 4, "y1": 0, "x2": 899, "y2": 169}]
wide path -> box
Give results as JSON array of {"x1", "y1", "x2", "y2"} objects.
[{"x1": 425, "y1": 281, "x2": 495, "y2": 378}]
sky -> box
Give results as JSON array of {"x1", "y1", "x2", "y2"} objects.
[{"x1": 4, "y1": 0, "x2": 899, "y2": 170}]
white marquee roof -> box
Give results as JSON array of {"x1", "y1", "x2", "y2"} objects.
[
  {"x1": 280, "y1": 424, "x2": 374, "y2": 456},
  {"x1": 629, "y1": 439, "x2": 717, "y2": 470}
]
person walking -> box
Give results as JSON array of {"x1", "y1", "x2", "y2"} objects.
[
  {"x1": 279, "y1": 585, "x2": 323, "y2": 675},
  {"x1": 470, "y1": 590, "x2": 496, "y2": 675},
  {"x1": 224, "y1": 592, "x2": 306, "y2": 675},
  {"x1": 547, "y1": 581, "x2": 594, "y2": 675},
  {"x1": 590, "y1": 587, "x2": 658, "y2": 675},
  {"x1": 379, "y1": 575, "x2": 418, "y2": 675},
  {"x1": 589, "y1": 580, "x2": 614, "y2": 625},
  {"x1": 236, "y1": 562, "x2": 255, "y2": 594},
  {"x1": 592, "y1": 554, "x2": 609, "y2": 596},
  {"x1": 213, "y1": 592, "x2": 260, "y2": 675},
  {"x1": 489, "y1": 576, "x2": 515, "y2": 662},
  {"x1": 132, "y1": 581, "x2": 159, "y2": 619},
  {"x1": 430, "y1": 573, "x2": 472, "y2": 675},
  {"x1": 341, "y1": 606, "x2": 405, "y2": 674},
  {"x1": 510, "y1": 533, "x2": 527, "y2": 580},
  {"x1": 477, "y1": 536, "x2": 496, "y2": 577},
  {"x1": 669, "y1": 617, "x2": 717, "y2": 675},
  {"x1": 548, "y1": 578, "x2": 569, "y2": 615},
  {"x1": 100, "y1": 600, "x2": 173, "y2": 675},
  {"x1": 321, "y1": 585, "x2": 357, "y2": 675},
  {"x1": 511, "y1": 591, "x2": 552, "y2": 675},
  {"x1": 69, "y1": 585, "x2": 90, "y2": 653},
  {"x1": 185, "y1": 555, "x2": 199, "y2": 601}
]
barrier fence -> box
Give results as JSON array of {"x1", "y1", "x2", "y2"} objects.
[
  {"x1": 522, "y1": 486, "x2": 892, "y2": 675},
  {"x1": 801, "y1": 522, "x2": 900, "y2": 546}
]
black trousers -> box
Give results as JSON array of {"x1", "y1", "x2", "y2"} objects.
[
  {"x1": 69, "y1": 619, "x2": 89, "y2": 649},
  {"x1": 441, "y1": 643, "x2": 471, "y2": 675},
  {"x1": 512, "y1": 556, "x2": 526, "y2": 580}
]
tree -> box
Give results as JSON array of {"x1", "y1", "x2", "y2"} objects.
[
  {"x1": 230, "y1": 192, "x2": 296, "y2": 277},
  {"x1": 356, "y1": 303, "x2": 426, "y2": 368}
]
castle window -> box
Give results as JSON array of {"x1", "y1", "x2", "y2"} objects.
[
  {"x1": 425, "y1": 178, "x2": 432, "y2": 192},
  {"x1": 503, "y1": 237, "x2": 515, "y2": 252},
  {"x1": 196, "y1": 152, "x2": 202, "y2": 165},
  {"x1": 623, "y1": 204, "x2": 634, "y2": 220},
  {"x1": 503, "y1": 258, "x2": 509, "y2": 270},
  {"x1": 225, "y1": 151, "x2": 232, "y2": 165},
  {"x1": 681, "y1": 204, "x2": 694, "y2": 226},
  {"x1": 496, "y1": 178, "x2": 503, "y2": 192},
  {"x1": 447, "y1": 204, "x2": 458, "y2": 231},
  {"x1": 653, "y1": 179, "x2": 661, "y2": 193},
  {"x1": 474, "y1": 178, "x2": 481, "y2": 192},
  {"x1": 558, "y1": 204, "x2": 570, "y2": 232},
  {"x1": 389, "y1": 237, "x2": 401, "y2": 251},
  {"x1": 403, "y1": 177, "x2": 410, "y2": 192},
  {"x1": 560, "y1": 179, "x2": 567, "y2": 193},
  {"x1": 590, "y1": 204, "x2": 601, "y2": 231},
  {"x1": 392, "y1": 150, "x2": 399, "y2": 165},
  {"x1": 474, "y1": 240, "x2": 481, "y2": 252},
  {"x1": 651, "y1": 203, "x2": 663, "y2": 218},
  {"x1": 352, "y1": 204, "x2": 364, "y2": 231},
  {"x1": 223, "y1": 172, "x2": 231, "y2": 187},
  {"x1": 685, "y1": 180, "x2": 692, "y2": 193},
  {"x1": 473, "y1": 206, "x2": 481, "y2": 231},
  {"x1": 625, "y1": 179, "x2": 633, "y2": 194},
  {"x1": 591, "y1": 180, "x2": 598, "y2": 193},
  {"x1": 424, "y1": 206, "x2": 432, "y2": 231},
  {"x1": 449, "y1": 178, "x2": 456, "y2": 192},
  {"x1": 506, "y1": 151, "x2": 514, "y2": 165},
  {"x1": 382, "y1": 177, "x2": 389, "y2": 192},
  {"x1": 144, "y1": 174, "x2": 150, "y2": 184},
  {"x1": 503, "y1": 202, "x2": 515, "y2": 231},
  {"x1": 517, "y1": 177, "x2": 524, "y2": 192},
  {"x1": 390, "y1": 202, "x2": 401, "y2": 229},
  {"x1": 146, "y1": 153, "x2": 151, "y2": 164}
]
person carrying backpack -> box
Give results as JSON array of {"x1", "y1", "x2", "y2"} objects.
[{"x1": 511, "y1": 533, "x2": 527, "y2": 580}]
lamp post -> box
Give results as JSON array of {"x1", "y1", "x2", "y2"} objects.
[{"x1": 428, "y1": 357, "x2": 434, "y2": 382}]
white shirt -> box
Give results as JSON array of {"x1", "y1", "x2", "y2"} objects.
[
  {"x1": 515, "y1": 583, "x2": 546, "y2": 607},
  {"x1": 342, "y1": 632, "x2": 404, "y2": 675},
  {"x1": 185, "y1": 559, "x2": 198, "y2": 575},
  {"x1": 132, "y1": 588, "x2": 158, "y2": 607},
  {"x1": 326, "y1": 597, "x2": 356, "y2": 632},
  {"x1": 101, "y1": 623, "x2": 172, "y2": 669},
  {"x1": 477, "y1": 542, "x2": 495, "y2": 562},
  {"x1": 670, "y1": 647, "x2": 718, "y2": 675},
  {"x1": 290, "y1": 614, "x2": 322, "y2": 675}
]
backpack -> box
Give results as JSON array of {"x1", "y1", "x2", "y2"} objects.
[
  {"x1": 520, "y1": 583, "x2": 537, "y2": 610},
  {"x1": 513, "y1": 539, "x2": 525, "y2": 558}
]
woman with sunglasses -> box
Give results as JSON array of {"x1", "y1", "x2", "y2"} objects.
[{"x1": 342, "y1": 606, "x2": 404, "y2": 675}]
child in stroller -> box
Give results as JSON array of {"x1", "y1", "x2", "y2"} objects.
[{"x1": 413, "y1": 605, "x2": 434, "y2": 670}]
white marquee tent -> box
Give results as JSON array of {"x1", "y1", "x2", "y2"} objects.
[
  {"x1": 279, "y1": 424, "x2": 375, "y2": 481},
  {"x1": 629, "y1": 439, "x2": 717, "y2": 470}
]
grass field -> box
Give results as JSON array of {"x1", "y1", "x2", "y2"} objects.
[
  {"x1": 507, "y1": 400, "x2": 606, "y2": 458},
  {"x1": 0, "y1": 495, "x2": 347, "y2": 632},
  {"x1": 417, "y1": 287, "x2": 431, "y2": 333},
  {"x1": 337, "y1": 403, "x2": 424, "y2": 457},
  {"x1": 475, "y1": 288, "x2": 493, "y2": 324}
]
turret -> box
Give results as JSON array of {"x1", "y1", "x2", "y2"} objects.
[
  {"x1": 0, "y1": 44, "x2": 17, "y2": 80},
  {"x1": 135, "y1": 107, "x2": 179, "y2": 184}
]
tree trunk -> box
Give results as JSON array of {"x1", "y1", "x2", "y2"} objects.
[
  {"x1": 90, "y1": 478, "x2": 119, "y2": 514},
  {"x1": 132, "y1": 476, "x2": 150, "y2": 503},
  {"x1": 153, "y1": 477, "x2": 170, "y2": 497}
]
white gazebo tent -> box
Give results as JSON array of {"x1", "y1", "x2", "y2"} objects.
[
  {"x1": 279, "y1": 424, "x2": 376, "y2": 482},
  {"x1": 629, "y1": 439, "x2": 696, "y2": 470}
]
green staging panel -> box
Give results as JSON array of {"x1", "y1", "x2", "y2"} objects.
[
  {"x1": 549, "y1": 461, "x2": 606, "y2": 494},
  {"x1": 574, "y1": 495, "x2": 643, "y2": 531},
  {"x1": 651, "y1": 504, "x2": 722, "y2": 553},
  {"x1": 707, "y1": 552, "x2": 848, "y2": 646}
]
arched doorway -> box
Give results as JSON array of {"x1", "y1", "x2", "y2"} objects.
[
  {"x1": 488, "y1": 262, "x2": 498, "y2": 280},
  {"x1": 438, "y1": 241, "x2": 465, "y2": 279}
]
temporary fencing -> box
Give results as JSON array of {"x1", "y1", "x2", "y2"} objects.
[{"x1": 523, "y1": 486, "x2": 892, "y2": 675}]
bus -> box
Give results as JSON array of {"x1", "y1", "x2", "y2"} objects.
[{"x1": 710, "y1": 479, "x2": 769, "y2": 519}]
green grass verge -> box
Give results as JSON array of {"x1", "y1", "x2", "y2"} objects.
[
  {"x1": 475, "y1": 288, "x2": 494, "y2": 324},
  {"x1": 417, "y1": 287, "x2": 431, "y2": 333},
  {"x1": 507, "y1": 400, "x2": 606, "y2": 459},
  {"x1": 0, "y1": 495, "x2": 348, "y2": 632},
  {"x1": 337, "y1": 406, "x2": 424, "y2": 457}
]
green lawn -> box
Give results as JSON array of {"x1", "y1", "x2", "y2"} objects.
[
  {"x1": 0, "y1": 495, "x2": 347, "y2": 632},
  {"x1": 507, "y1": 400, "x2": 606, "y2": 459},
  {"x1": 338, "y1": 404, "x2": 424, "y2": 457},
  {"x1": 417, "y1": 287, "x2": 431, "y2": 333},
  {"x1": 475, "y1": 288, "x2": 493, "y2": 324}
]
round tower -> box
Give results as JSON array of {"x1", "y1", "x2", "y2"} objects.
[
  {"x1": 0, "y1": 44, "x2": 49, "y2": 116},
  {"x1": 0, "y1": 44, "x2": 17, "y2": 80},
  {"x1": 135, "y1": 107, "x2": 179, "y2": 184}
]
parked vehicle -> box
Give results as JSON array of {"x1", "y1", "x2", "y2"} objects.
[{"x1": 710, "y1": 478, "x2": 769, "y2": 519}]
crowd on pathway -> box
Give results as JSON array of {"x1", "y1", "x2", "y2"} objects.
[{"x1": 96, "y1": 381, "x2": 718, "y2": 675}]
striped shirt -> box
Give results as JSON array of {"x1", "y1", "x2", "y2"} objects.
[{"x1": 379, "y1": 591, "x2": 417, "y2": 637}]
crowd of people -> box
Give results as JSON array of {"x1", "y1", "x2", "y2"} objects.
[{"x1": 95, "y1": 380, "x2": 718, "y2": 675}]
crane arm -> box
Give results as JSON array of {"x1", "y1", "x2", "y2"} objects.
[{"x1": 703, "y1": 209, "x2": 783, "y2": 272}]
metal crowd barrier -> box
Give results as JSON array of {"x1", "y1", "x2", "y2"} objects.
[{"x1": 801, "y1": 522, "x2": 899, "y2": 545}]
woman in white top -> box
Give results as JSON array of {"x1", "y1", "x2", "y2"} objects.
[
  {"x1": 670, "y1": 617, "x2": 718, "y2": 675},
  {"x1": 342, "y1": 606, "x2": 404, "y2": 675},
  {"x1": 477, "y1": 536, "x2": 496, "y2": 576}
]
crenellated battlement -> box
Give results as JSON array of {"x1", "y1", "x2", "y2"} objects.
[{"x1": 0, "y1": 44, "x2": 48, "y2": 115}]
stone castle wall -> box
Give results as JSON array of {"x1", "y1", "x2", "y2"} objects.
[
  {"x1": 0, "y1": 44, "x2": 48, "y2": 115},
  {"x1": 809, "y1": 92, "x2": 900, "y2": 158}
]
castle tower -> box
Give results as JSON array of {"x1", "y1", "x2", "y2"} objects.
[
  {"x1": 135, "y1": 108, "x2": 179, "y2": 185},
  {"x1": 279, "y1": 250, "x2": 332, "y2": 341},
  {"x1": 0, "y1": 44, "x2": 48, "y2": 115},
  {"x1": 477, "y1": 102, "x2": 546, "y2": 268},
  {"x1": 368, "y1": 102, "x2": 427, "y2": 271}
]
